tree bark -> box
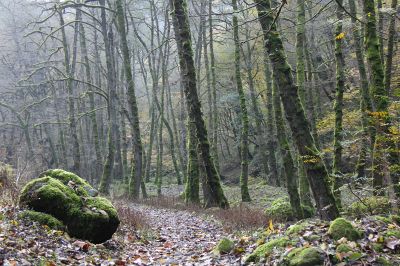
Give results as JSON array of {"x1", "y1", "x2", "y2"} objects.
[
  {"x1": 255, "y1": 0, "x2": 339, "y2": 220},
  {"x1": 170, "y1": 0, "x2": 229, "y2": 209}
]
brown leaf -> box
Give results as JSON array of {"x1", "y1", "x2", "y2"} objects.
[
  {"x1": 73, "y1": 240, "x2": 91, "y2": 252},
  {"x1": 163, "y1": 242, "x2": 173, "y2": 248}
]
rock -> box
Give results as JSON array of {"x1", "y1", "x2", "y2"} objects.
[
  {"x1": 19, "y1": 169, "x2": 119, "y2": 243},
  {"x1": 39, "y1": 169, "x2": 99, "y2": 197},
  {"x1": 328, "y1": 218, "x2": 360, "y2": 241},
  {"x1": 214, "y1": 238, "x2": 234, "y2": 254},
  {"x1": 18, "y1": 210, "x2": 65, "y2": 230},
  {"x1": 244, "y1": 236, "x2": 293, "y2": 263},
  {"x1": 285, "y1": 247, "x2": 324, "y2": 266},
  {"x1": 265, "y1": 198, "x2": 315, "y2": 221}
]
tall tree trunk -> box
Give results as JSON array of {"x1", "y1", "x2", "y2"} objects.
[
  {"x1": 209, "y1": 0, "x2": 220, "y2": 172},
  {"x1": 170, "y1": 0, "x2": 229, "y2": 209},
  {"x1": 245, "y1": 32, "x2": 270, "y2": 180},
  {"x1": 255, "y1": 0, "x2": 339, "y2": 220},
  {"x1": 348, "y1": 0, "x2": 372, "y2": 180},
  {"x1": 296, "y1": 0, "x2": 312, "y2": 206},
  {"x1": 116, "y1": 0, "x2": 145, "y2": 199},
  {"x1": 364, "y1": 0, "x2": 399, "y2": 199},
  {"x1": 272, "y1": 73, "x2": 303, "y2": 219},
  {"x1": 232, "y1": 0, "x2": 251, "y2": 202},
  {"x1": 58, "y1": 9, "x2": 81, "y2": 174},
  {"x1": 78, "y1": 10, "x2": 102, "y2": 180},
  {"x1": 384, "y1": 0, "x2": 398, "y2": 94},
  {"x1": 332, "y1": 0, "x2": 346, "y2": 208}
]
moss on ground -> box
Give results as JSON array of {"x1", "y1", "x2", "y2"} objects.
[
  {"x1": 328, "y1": 218, "x2": 361, "y2": 241},
  {"x1": 286, "y1": 247, "x2": 324, "y2": 266},
  {"x1": 244, "y1": 236, "x2": 293, "y2": 263},
  {"x1": 18, "y1": 210, "x2": 65, "y2": 230},
  {"x1": 214, "y1": 238, "x2": 234, "y2": 254},
  {"x1": 336, "y1": 243, "x2": 353, "y2": 253}
]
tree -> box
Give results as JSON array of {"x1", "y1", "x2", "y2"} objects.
[
  {"x1": 170, "y1": 0, "x2": 229, "y2": 209},
  {"x1": 115, "y1": 0, "x2": 145, "y2": 198},
  {"x1": 232, "y1": 0, "x2": 251, "y2": 202},
  {"x1": 254, "y1": 0, "x2": 339, "y2": 220},
  {"x1": 332, "y1": 0, "x2": 345, "y2": 208}
]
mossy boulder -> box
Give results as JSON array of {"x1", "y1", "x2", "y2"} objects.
[
  {"x1": 214, "y1": 238, "x2": 234, "y2": 254},
  {"x1": 285, "y1": 247, "x2": 324, "y2": 266},
  {"x1": 39, "y1": 169, "x2": 98, "y2": 197},
  {"x1": 19, "y1": 169, "x2": 119, "y2": 243},
  {"x1": 286, "y1": 222, "x2": 308, "y2": 235},
  {"x1": 328, "y1": 218, "x2": 361, "y2": 241},
  {"x1": 245, "y1": 236, "x2": 293, "y2": 263},
  {"x1": 265, "y1": 198, "x2": 314, "y2": 221},
  {"x1": 18, "y1": 210, "x2": 65, "y2": 230}
]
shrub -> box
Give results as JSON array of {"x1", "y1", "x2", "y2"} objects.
[{"x1": 347, "y1": 196, "x2": 390, "y2": 217}]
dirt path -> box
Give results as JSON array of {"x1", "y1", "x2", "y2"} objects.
[
  {"x1": 0, "y1": 204, "x2": 241, "y2": 265},
  {"x1": 124, "y1": 204, "x2": 240, "y2": 265}
]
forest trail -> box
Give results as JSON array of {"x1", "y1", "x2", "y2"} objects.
[
  {"x1": 0, "y1": 203, "x2": 240, "y2": 265},
  {"x1": 125, "y1": 204, "x2": 239, "y2": 265}
]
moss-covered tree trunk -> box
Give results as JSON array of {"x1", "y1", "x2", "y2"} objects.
[
  {"x1": 58, "y1": 10, "x2": 81, "y2": 174},
  {"x1": 295, "y1": 0, "x2": 312, "y2": 206},
  {"x1": 269, "y1": 61, "x2": 303, "y2": 219},
  {"x1": 209, "y1": 0, "x2": 220, "y2": 173},
  {"x1": 245, "y1": 30, "x2": 271, "y2": 180},
  {"x1": 332, "y1": 0, "x2": 345, "y2": 208},
  {"x1": 255, "y1": 0, "x2": 339, "y2": 220},
  {"x1": 185, "y1": 121, "x2": 200, "y2": 204},
  {"x1": 116, "y1": 0, "x2": 145, "y2": 198},
  {"x1": 170, "y1": 0, "x2": 229, "y2": 209},
  {"x1": 78, "y1": 11, "x2": 102, "y2": 179},
  {"x1": 98, "y1": 1, "x2": 117, "y2": 194},
  {"x1": 232, "y1": 0, "x2": 251, "y2": 202},
  {"x1": 348, "y1": 0, "x2": 372, "y2": 180},
  {"x1": 384, "y1": 0, "x2": 398, "y2": 94},
  {"x1": 364, "y1": 0, "x2": 399, "y2": 200}
]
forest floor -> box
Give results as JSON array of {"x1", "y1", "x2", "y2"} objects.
[
  {"x1": 2, "y1": 167, "x2": 400, "y2": 265},
  {"x1": 0, "y1": 201, "x2": 246, "y2": 265}
]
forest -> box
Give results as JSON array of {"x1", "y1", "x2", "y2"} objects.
[{"x1": 0, "y1": 0, "x2": 399, "y2": 265}]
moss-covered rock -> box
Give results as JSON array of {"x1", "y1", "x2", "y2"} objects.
[
  {"x1": 39, "y1": 169, "x2": 98, "y2": 197},
  {"x1": 328, "y1": 218, "x2": 361, "y2": 241},
  {"x1": 336, "y1": 243, "x2": 353, "y2": 253},
  {"x1": 265, "y1": 198, "x2": 314, "y2": 221},
  {"x1": 18, "y1": 210, "x2": 65, "y2": 230},
  {"x1": 286, "y1": 247, "x2": 324, "y2": 266},
  {"x1": 286, "y1": 222, "x2": 307, "y2": 235},
  {"x1": 347, "y1": 196, "x2": 390, "y2": 217},
  {"x1": 19, "y1": 170, "x2": 119, "y2": 243},
  {"x1": 244, "y1": 236, "x2": 293, "y2": 263},
  {"x1": 214, "y1": 238, "x2": 234, "y2": 254}
]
